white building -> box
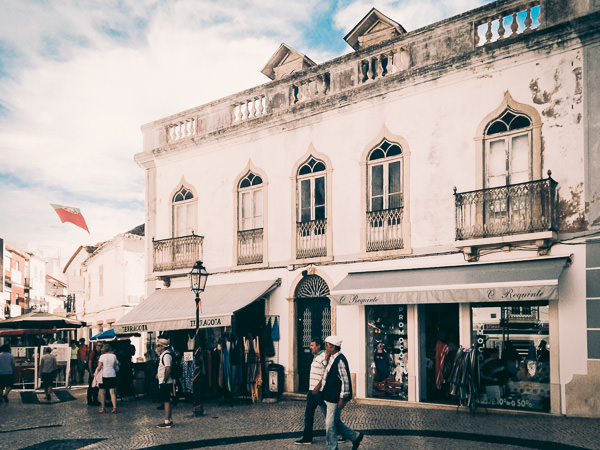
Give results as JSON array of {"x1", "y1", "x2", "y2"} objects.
[
  {"x1": 118, "y1": 0, "x2": 600, "y2": 417},
  {"x1": 64, "y1": 228, "x2": 144, "y2": 352}
]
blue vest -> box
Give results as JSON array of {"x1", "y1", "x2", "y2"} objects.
[{"x1": 322, "y1": 353, "x2": 352, "y2": 403}]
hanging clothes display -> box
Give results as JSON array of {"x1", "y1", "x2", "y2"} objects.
[
  {"x1": 222, "y1": 337, "x2": 231, "y2": 394},
  {"x1": 448, "y1": 346, "x2": 481, "y2": 411},
  {"x1": 229, "y1": 335, "x2": 243, "y2": 396},
  {"x1": 181, "y1": 351, "x2": 194, "y2": 393},
  {"x1": 244, "y1": 335, "x2": 262, "y2": 403},
  {"x1": 263, "y1": 317, "x2": 275, "y2": 358},
  {"x1": 271, "y1": 316, "x2": 280, "y2": 341}
]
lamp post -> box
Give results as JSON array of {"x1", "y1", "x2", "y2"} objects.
[{"x1": 189, "y1": 260, "x2": 209, "y2": 416}]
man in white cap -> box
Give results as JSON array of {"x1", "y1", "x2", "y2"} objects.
[
  {"x1": 319, "y1": 335, "x2": 364, "y2": 450},
  {"x1": 155, "y1": 336, "x2": 174, "y2": 428}
]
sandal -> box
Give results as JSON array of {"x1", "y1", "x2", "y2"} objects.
[
  {"x1": 111, "y1": 408, "x2": 117, "y2": 414},
  {"x1": 99, "y1": 408, "x2": 106, "y2": 413}
]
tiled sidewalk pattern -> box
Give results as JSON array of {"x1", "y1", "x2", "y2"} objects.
[{"x1": 0, "y1": 389, "x2": 599, "y2": 449}]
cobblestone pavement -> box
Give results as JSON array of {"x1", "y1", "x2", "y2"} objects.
[{"x1": 0, "y1": 388, "x2": 599, "y2": 449}]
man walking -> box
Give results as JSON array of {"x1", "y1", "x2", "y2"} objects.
[
  {"x1": 295, "y1": 338, "x2": 327, "y2": 445},
  {"x1": 156, "y1": 337, "x2": 174, "y2": 428},
  {"x1": 0, "y1": 344, "x2": 15, "y2": 403},
  {"x1": 320, "y1": 336, "x2": 363, "y2": 450}
]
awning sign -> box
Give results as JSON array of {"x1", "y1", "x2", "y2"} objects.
[
  {"x1": 189, "y1": 316, "x2": 231, "y2": 328},
  {"x1": 330, "y1": 257, "x2": 569, "y2": 306},
  {"x1": 332, "y1": 285, "x2": 558, "y2": 305}
]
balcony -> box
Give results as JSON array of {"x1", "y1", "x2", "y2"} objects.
[
  {"x1": 237, "y1": 228, "x2": 264, "y2": 265},
  {"x1": 153, "y1": 234, "x2": 204, "y2": 273},
  {"x1": 454, "y1": 176, "x2": 558, "y2": 241},
  {"x1": 366, "y1": 208, "x2": 404, "y2": 252},
  {"x1": 296, "y1": 219, "x2": 327, "y2": 259}
]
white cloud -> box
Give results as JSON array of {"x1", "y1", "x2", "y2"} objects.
[
  {"x1": 0, "y1": 0, "x2": 324, "y2": 262},
  {"x1": 0, "y1": 0, "x2": 488, "y2": 263}
]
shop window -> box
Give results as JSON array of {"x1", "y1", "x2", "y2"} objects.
[
  {"x1": 366, "y1": 305, "x2": 408, "y2": 400},
  {"x1": 472, "y1": 302, "x2": 550, "y2": 411}
]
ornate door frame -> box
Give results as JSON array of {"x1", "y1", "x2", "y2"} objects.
[{"x1": 293, "y1": 273, "x2": 332, "y2": 392}]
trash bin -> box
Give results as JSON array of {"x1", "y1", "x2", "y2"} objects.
[{"x1": 267, "y1": 363, "x2": 284, "y2": 396}]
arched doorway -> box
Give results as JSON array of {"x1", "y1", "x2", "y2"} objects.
[{"x1": 295, "y1": 274, "x2": 331, "y2": 392}]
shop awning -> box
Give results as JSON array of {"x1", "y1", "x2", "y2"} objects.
[
  {"x1": 113, "y1": 278, "x2": 281, "y2": 333},
  {"x1": 330, "y1": 256, "x2": 571, "y2": 306}
]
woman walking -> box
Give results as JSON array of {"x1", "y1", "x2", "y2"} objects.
[
  {"x1": 96, "y1": 342, "x2": 119, "y2": 413},
  {"x1": 39, "y1": 347, "x2": 57, "y2": 401}
]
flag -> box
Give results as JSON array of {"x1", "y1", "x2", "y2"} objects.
[{"x1": 50, "y1": 204, "x2": 90, "y2": 233}]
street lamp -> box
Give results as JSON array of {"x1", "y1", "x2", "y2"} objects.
[{"x1": 189, "y1": 260, "x2": 209, "y2": 416}]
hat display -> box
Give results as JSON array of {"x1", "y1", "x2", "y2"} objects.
[
  {"x1": 157, "y1": 338, "x2": 170, "y2": 346},
  {"x1": 325, "y1": 335, "x2": 342, "y2": 347}
]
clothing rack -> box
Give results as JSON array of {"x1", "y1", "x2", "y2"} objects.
[{"x1": 448, "y1": 345, "x2": 486, "y2": 414}]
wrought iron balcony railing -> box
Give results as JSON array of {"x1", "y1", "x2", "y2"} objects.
[
  {"x1": 237, "y1": 228, "x2": 263, "y2": 265},
  {"x1": 454, "y1": 176, "x2": 558, "y2": 240},
  {"x1": 366, "y1": 207, "x2": 404, "y2": 252},
  {"x1": 296, "y1": 219, "x2": 327, "y2": 259},
  {"x1": 153, "y1": 234, "x2": 204, "y2": 272}
]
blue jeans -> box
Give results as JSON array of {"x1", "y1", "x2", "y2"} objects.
[
  {"x1": 302, "y1": 391, "x2": 326, "y2": 441},
  {"x1": 324, "y1": 400, "x2": 358, "y2": 450}
]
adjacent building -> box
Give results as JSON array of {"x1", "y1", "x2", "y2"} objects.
[
  {"x1": 64, "y1": 227, "x2": 145, "y2": 355},
  {"x1": 120, "y1": 0, "x2": 600, "y2": 416}
]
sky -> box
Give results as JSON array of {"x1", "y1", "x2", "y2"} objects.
[{"x1": 0, "y1": 0, "x2": 491, "y2": 265}]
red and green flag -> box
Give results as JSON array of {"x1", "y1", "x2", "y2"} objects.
[{"x1": 50, "y1": 204, "x2": 90, "y2": 233}]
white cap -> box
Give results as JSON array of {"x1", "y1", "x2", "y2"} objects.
[{"x1": 325, "y1": 335, "x2": 342, "y2": 347}]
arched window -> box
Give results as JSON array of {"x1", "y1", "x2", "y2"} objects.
[
  {"x1": 367, "y1": 140, "x2": 403, "y2": 211},
  {"x1": 295, "y1": 155, "x2": 328, "y2": 259},
  {"x1": 297, "y1": 157, "x2": 326, "y2": 222},
  {"x1": 484, "y1": 109, "x2": 532, "y2": 188},
  {"x1": 238, "y1": 172, "x2": 264, "y2": 231},
  {"x1": 365, "y1": 139, "x2": 404, "y2": 252},
  {"x1": 236, "y1": 170, "x2": 265, "y2": 265},
  {"x1": 172, "y1": 186, "x2": 197, "y2": 237}
]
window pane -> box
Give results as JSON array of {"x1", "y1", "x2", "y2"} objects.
[
  {"x1": 511, "y1": 134, "x2": 530, "y2": 184},
  {"x1": 315, "y1": 176, "x2": 325, "y2": 207},
  {"x1": 315, "y1": 205, "x2": 325, "y2": 220},
  {"x1": 487, "y1": 139, "x2": 507, "y2": 187},
  {"x1": 371, "y1": 197, "x2": 383, "y2": 211},
  {"x1": 388, "y1": 161, "x2": 401, "y2": 196},
  {"x1": 253, "y1": 189, "x2": 263, "y2": 228},
  {"x1": 174, "y1": 202, "x2": 195, "y2": 236},
  {"x1": 300, "y1": 179, "x2": 311, "y2": 222},
  {"x1": 371, "y1": 165, "x2": 383, "y2": 197},
  {"x1": 389, "y1": 193, "x2": 403, "y2": 209}
]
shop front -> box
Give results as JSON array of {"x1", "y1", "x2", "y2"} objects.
[
  {"x1": 113, "y1": 279, "x2": 281, "y2": 400},
  {"x1": 331, "y1": 256, "x2": 570, "y2": 413}
]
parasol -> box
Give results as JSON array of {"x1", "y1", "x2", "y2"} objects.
[
  {"x1": 90, "y1": 328, "x2": 140, "y2": 341},
  {"x1": 0, "y1": 311, "x2": 85, "y2": 329}
]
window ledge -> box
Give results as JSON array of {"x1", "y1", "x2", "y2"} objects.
[
  {"x1": 359, "y1": 247, "x2": 413, "y2": 261},
  {"x1": 291, "y1": 255, "x2": 334, "y2": 265},
  {"x1": 231, "y1": 261, "x2": 269, "y2": 271},
  {"x1": 455, "y1": 231, "x2": 557, "y2": 261}
]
